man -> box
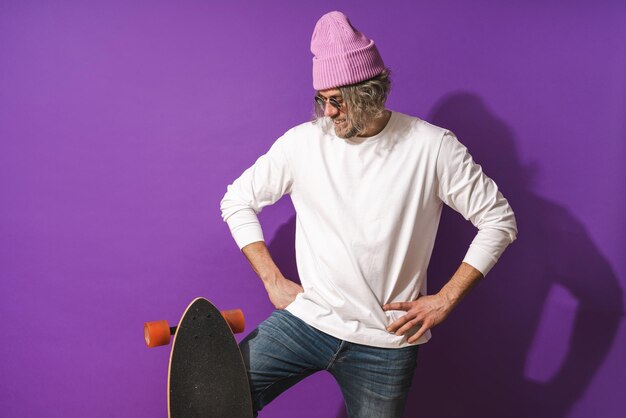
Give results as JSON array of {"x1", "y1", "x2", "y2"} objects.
[{"x1": 220, "y1": 11, "x2": 517, "y2": 418}]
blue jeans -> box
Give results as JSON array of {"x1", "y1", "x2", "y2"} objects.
[{"x1": 239, "y1": 310, "x2": 419, "y2": 418}]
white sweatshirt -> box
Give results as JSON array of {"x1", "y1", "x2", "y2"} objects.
[{"x1": 220, "y1": 112, "x2": 517, "y2": 348}]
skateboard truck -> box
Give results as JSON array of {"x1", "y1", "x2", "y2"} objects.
[{"x1": 144, "y1": 308, "x2": 245, "y2": 348}]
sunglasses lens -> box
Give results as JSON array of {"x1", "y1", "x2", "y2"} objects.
[{"x1": 315, "y1": 96, "x2": 342, "y2": 111}]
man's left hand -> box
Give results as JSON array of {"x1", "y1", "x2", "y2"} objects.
[{"x1": 383, "y1": 293, "x2": 454, "y2": 344}]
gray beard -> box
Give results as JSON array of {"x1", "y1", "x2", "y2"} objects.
[{"x1": 333, "y1": 121, "x2": 359, "y2": 139}]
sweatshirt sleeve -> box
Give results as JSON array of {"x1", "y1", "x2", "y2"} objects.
[
  {"x1": 220, "y1": 135, "x2": 294, "y2": 249},
  {"x1": 436, "y1": 131, "x2": 517, "y2": 276}
]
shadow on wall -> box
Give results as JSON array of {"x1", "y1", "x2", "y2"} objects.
[
  {"x1": 404, "y1": 92, "x2": 623, "y2": 418},
  {"x1": 267, "y1": 220, "x2": 300, "y2": 286},
  {"x1": 267, "y1": 92, "x2": 624, "y2": 418}
]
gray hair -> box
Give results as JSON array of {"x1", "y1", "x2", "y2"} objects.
[{"x1": 314, "y1": 68, "x2": 392, "y2": 136}]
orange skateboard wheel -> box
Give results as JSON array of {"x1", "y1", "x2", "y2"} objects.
[
  {"x1": 144, "y1": 320, "x2": 171, "y2": 348},
  {"x1": 221, "y1": 309, "x2": 245, "y2": 334}
]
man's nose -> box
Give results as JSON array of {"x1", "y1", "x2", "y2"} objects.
[{"x1": 324, "y1": 102, "x2": 339, "y2": 117}]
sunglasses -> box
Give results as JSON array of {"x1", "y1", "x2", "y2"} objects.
[{"x1": 315, "y1": 95, "x2": 343, "y2": 111}]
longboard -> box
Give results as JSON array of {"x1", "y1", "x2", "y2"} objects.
[{"x1": 144, "y1": 297, "x2": 253, "y2": 417}]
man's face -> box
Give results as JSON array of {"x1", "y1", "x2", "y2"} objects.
[{"x1": 316, "y1": 89, "x2": 358, "y2": 139}]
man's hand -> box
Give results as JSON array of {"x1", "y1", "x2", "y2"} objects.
[
  {"x1": 241, "y1": 241, "x2": 303, "y2": 309},
  {"x1": 265, "y1": 276, "x2": 304, "y2": 310},
  {"x1": 383, "y1": 293, "x2": 453, "y2": 344},
  {"x1": 383, "y1": 262, "x2": 484, "y2": 344}
]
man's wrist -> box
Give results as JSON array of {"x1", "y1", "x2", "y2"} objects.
[
  {"x1": 438, "y1": 262, "x2": 484, "y2": 308},
  {"x1": 437, "y1": 287, "x2": 460, "y2": 311},
  {"x1": 260, "y1": 271, "x2": 284, "y2": 288}
]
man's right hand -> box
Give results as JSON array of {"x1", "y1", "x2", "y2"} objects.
[
  {"x1": 241, "y1": 241, "x2": 303, "y2": 309},
  {"x1": 264, "y1": 276, "x2": 303, "y2": 310}
]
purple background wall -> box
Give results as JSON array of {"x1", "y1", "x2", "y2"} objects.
[{"x1": 1, "y1": 1, "x2": 624, "y2": 417}]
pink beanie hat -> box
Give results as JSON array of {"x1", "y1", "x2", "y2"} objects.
[{"x1": 311, "y1": 11, "x2": 385, "y2": 90}]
